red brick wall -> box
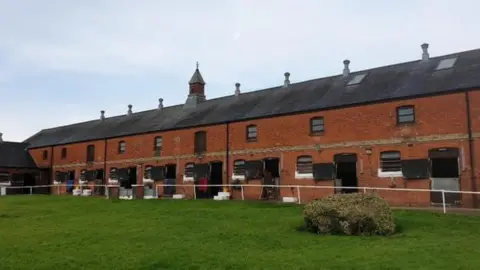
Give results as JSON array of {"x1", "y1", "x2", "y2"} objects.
[{"x1": 26, "y1": 91, "x2": 480, "y2": 206}]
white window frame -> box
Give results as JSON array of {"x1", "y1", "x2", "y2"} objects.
[
  {"x1": 295, "y1": 156, "x2": 314, "y2": 179},
  {"x1": 183, "y1": 163, "x2": 194, "y2": 182},
  {"x1": 232, "y1": 160, "x2": 246, "y2": 180},
  {"x1": 378, "y1": 151, "x2": 403, "y2": 178}
]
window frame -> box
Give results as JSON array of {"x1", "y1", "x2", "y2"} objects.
[
  {"x1": 310, "y1": 117, "x2": 325, "y2": 134},
  {"x1": 184, "y1": 162, "x2": 195, "y2": 181},
  {"x1": 396, "y1": 105, "x2": 415, "y2": 125},
  {"x1": 42, "y1": 150, "x2": 48, "y2": 160},
  {"x1": 295, "y1": 155, "x2": 314, "y2": 179},
  {"x1": 154, "y1": 136, "x2": 163, "y2": 151},
  {"x1": 378, "y1": 150, "x2": 403, "y2": 177},
  {"x1": 61, "y1": 148, "x2": 67, "y2": 160},
  {"x1": 246, "y1": 125, "x2": 258, "y2": 141},
  {"x1": 232, "y1": 159, "x2": 246, "y2": 180},
  {"x1": 86, "y1": 145, "x2": 95, "y2": 163},
  {"x1": 194, "y1": 131, "x2": 207, "y2": 154},
  {"x1": 118, "y1": 141, "x2": 126, "y2": 154}
]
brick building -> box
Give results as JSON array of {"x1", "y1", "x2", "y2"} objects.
[{"x1": 2, "y1": 43, "x2": 480, "y2": 207}]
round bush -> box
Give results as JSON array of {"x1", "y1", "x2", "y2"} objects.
[{"x1": 303, "y1": 193, "x2": 396, "y2": 236}]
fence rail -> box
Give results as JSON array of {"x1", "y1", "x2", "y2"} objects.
[{"x1": 1, "y1": 183, "x2": 480, "y2": 214}]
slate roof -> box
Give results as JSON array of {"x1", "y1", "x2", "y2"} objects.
[
  {"x1": 189, "y1": 68, "x2": 205, "y2": 84},
  {"x1": 24, "y1": 48, "x2": 480, "y2": 149},
  {"x1": 0, "y1": 142, "x2": 37, "y2": 168}
]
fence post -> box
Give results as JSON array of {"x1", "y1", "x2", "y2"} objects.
[
  {"x1": 296, "y1": 185, "x2": 301, "y2": 204},
  {"x1": 239, "y1": 185, "x2": 244, "y2": 201},
  {"x1": 56, "y1": 184, "x2": 59, "y2": 195},
  {"x1": 442, "y1": 189, "x2": 446, "y2": 214},
  {"x1": 30, "y1": 186, "x2": 33, "y2": 195},
  {"x1": 363, "y1": 187, "x2": 367, "y2": 194},
  {"x1": 193, "y1": 184, "x2": 197, "y2": 200}
]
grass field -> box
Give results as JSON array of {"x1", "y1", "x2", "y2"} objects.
[{"x1": 0, "y1": 196, "x2": 479, "y2": 270}]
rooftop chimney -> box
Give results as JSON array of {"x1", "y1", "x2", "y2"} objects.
[
  {"x1": 100, "y1": 110, "x2": 105, "y2": 120},
  {"x1": 421, "y1": 43, "x2": 429, "y2": 61},
  {"x1": 158, "y1": 98, "x2": 164, "y2": 110},
  {"x1": 283, "y1": 72, "x2": 290, "y2": 87},
  {"x1": 343, "y1": 59, "x2": 351, "y2": 76},
  {"x1": 127, "y1": 104, "x2": 133, "y2": 115},
  {"x1": 235, "y1": 82, "x2": 241, "y2": 96},
  {"x1": 0, "y1": 132, "x2": 3, "y2": 142}
]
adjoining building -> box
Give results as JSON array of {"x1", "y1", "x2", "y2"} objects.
[{"x1": 2, "y1": 43, "x2": 480, "y2": 207}]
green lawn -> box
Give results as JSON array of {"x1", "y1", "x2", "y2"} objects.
[{"x1": 0, "y1": 197, "x2": 479, "y2": 270}]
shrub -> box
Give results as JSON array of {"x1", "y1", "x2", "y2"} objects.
[{"x1": 303, "y1": 193, "x2": 396, "y2": 236}]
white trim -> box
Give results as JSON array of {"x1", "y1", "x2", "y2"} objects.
[
  {"x1": 377, "y1": 169, "x2": 403, "y2": 178},
  {"x1": 231, "y1": 174, "x2": 245, "y2": 180},
  {"x1": 183, "y1": 176, "x2": 194, "y2": 182},
  {"x1": 142, "y1": 178, "x2": 154, "y2": 184},
  {"x1": 108, "y1": 179, "x2": 118, "y2": 184},
  {"x1": 0, "y1": 181, "x2": 11, "y2": 186},
  {"x1": 295, "y1": 171, "x2": 314, "y2": 179}
]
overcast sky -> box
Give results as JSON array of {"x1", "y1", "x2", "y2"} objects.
[{"x1": 1, "y1": 0, "x2": 479, "y2": 142}]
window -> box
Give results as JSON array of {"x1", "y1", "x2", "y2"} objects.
[
  {"x1": 184, "y1": 163, "x2": 195, "y2": 181},
  {"x1": 379, "y1": 151, "x2": 402, "y2": 177},
  {"x1": 42, "y1": 150, "x2": 48, "y2": 160},
  {"x1": 397, "y1": 106, "x2": 415, "y2": 124},
  {"x1": 347, "y1": 73, "x2": 367, "y2": 86},
  {"x1": 194, "y1": 131, "x2": 206, "y2": 154},
  {"x1": 232, "y1": 160, "x2": 245, "y2": 180},
  {"x1": 0, "y1": 172, "x2": 9, "y2": 183},
  {"x1": 296, "y1": 155, "x2": 313, "y2": 179},
  {"x1": 246, "y1": 125, "x2": 257, "y2": 141},
  {"x1": 86, "y1": 145, "x2": 95, "y2": 163},
  {"x1": 61, "y1": 148, "x2": 67, "y2": 159},
  {"x1": 436, "y1": 57, "x2": 457, "y2": 70},
  {"x1": 154, "y1": 136, "x2": 163, "y2": 151},
  {"x1": 118, "y1": 141, "x2": 126, "y2": 154},
  {"x1": 310, "y1": 117, "x2": 325, "y2": 134}
]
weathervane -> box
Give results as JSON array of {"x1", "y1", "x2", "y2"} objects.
[{"x1": 196, "y1": 61, "x2": 199, "y2": 69}]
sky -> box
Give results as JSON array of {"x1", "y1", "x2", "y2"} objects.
[{"x1": 1, "y1": 0, "x2": 480, "y2": 142}]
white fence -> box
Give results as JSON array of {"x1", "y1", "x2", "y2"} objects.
[{"x1": 1, "y1": 183, "x2": 480, "y2": 214}]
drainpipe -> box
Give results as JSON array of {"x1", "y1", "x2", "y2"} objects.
[
  {"x1": 465, "y1": 91, "x2": 478, "y2": 207},
  {"x1": 103, "y1": 139, "x2": 108, "y2": 183},
  {"x1": 225, "y1": 122, "x2": 230, "y2": 190},
  {"x1": 50, "y1": 146, "x2": 54, "y2": 184}
]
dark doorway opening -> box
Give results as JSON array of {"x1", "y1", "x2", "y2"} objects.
[
  {"x1": 209, "y1": 161, "x2": 223, "y2": 196},
  {"x1": 94, "y1": 169, "x2": 105, "y2": 196},
  {"x1": 261, "y1": 158, "x2": 280, "y2": 200},
  {"x1": 429, "y1": 148, "x2": 461, "y2": 205},
  {"x1": 334, "y1": 154, "x2": 358, "y2": 193},
  {"x1": 22, "y1": 173, "x2": 35, "y2": 194},
  {"x1": 127, "y1": 167, "x2": 137, "y2": 188},
  {"x1": 164, "y1": 164, "x2": 177, "y2": 196},
  {"x1": 67, "y1": 171, "x2": 75, "y2": 194}
]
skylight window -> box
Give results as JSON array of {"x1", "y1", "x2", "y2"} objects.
[
  {"x1": 346, "y1": 73, "x2": 367, "y2": 86},
  {"x1": 436, "y1": 57, "x2": 457, "y2": 70}
]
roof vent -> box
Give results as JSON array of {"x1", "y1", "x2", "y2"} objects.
[
  {"x1": 127, "y1": 104, "x2": 133, "y2": 115},
  {"x1": 100, "y1": 110, "x2": 105, "y2": 120},
  {"x1": 421, "y1": 43, "x2": 429, "y2": 61},
  {"x1": 346, "y1": 73, "x2": 367, "y2": 86},
  {"x1": 436, "y1": 57, "x2": 457, "y2": 70},
  {"x1": 0, "y1": 132, "x2": 3, "y2": 142},
  {"x1": 235, "y1": 82, "x2": 241, "y2": 96},
  {"x1": 283, "y1": 72, "x2": 290, "y2": 87},
  {"x1": 158, "y1": 98, "x2": 164, "y2": 110},
  {"x1": 343, "y1": 59, "x2": 350, "y2": 76}
]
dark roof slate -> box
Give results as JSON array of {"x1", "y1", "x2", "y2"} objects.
[
  {"x1": 24, "y1": 48, "x2": 480, "y2": 148},
  {"x1": 0, "y1": 142, "x2": 37, "y2": 168},
  {"x1": 189, "y1": 68, "x2": 205, "y2": 84}
]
